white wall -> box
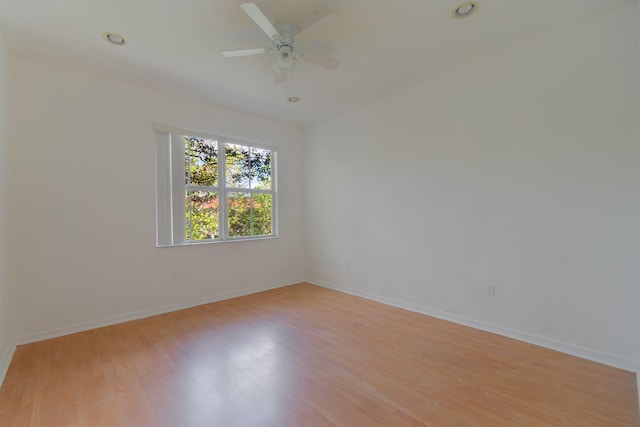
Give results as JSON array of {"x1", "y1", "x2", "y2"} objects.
[
  {"x1": 8, "y1": 56, "x2": 307, "y2": 341},
  {"x1": 305, "y1": 2, "x2": 640, "y2": 370},
  {"x1": 0, "y1": 30, "x2": 15, "y2": 378}
]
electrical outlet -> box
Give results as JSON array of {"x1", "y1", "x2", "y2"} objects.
[
  {"x1": 485, "y1": 284, "x2": 495, "y2": 297},
  {"x1": 170, "y1": 271, "x2": 178, "y2": 282}
]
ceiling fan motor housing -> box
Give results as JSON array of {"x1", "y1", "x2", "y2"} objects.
[
  {"x1": 274, "y1": 24, "x2": 298, "y2": 68},
  {"x1": 276, "y1": 45, "x2": 293, "y2": 68}
]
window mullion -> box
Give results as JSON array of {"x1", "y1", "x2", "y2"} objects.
[
  {"x1": 186, "y1": 138, "x2": 191, "y2": 185},
  {"x1": 186, "y1": 185, "x2": 218, "y2": 192},
  {"x1": 271, "y1": 150, "x2": 277, "y2": 237},
  {"x1": 186, "y1": 136, "x2": 193, "y2": 242},
  {"x1": 250, "y1": 193, "x2": 254, "y2": 237},
  {"x1": 249, "y1": 146, "x2": 253, "y2": 236},
  {"x1": 219, "y1": 142, "x2": 227, "y2": 240}
]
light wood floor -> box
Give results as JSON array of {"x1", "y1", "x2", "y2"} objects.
[{"x1": 0, "y1": 283, "x2": 638, "y2": 426}]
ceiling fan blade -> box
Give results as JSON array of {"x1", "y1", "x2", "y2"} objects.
[
  {"x1": 299, "y1": 50, "x2": 340, "y2": 70},
  {"x1": 240, "y1": 3, "x2": 281, "y2": 42},
  {"x1": 223, "y1": 47, "x2": 273, "y2": 57}
]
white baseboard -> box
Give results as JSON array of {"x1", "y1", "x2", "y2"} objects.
[
  {"x1": 14, "y1": 279, "x2": 303, "y2": 346},
  {"x1": 0, "y1": 337, "x2": 17, "y2": 386},
  {"x1": 308, "y1": 279, "x2": 639, "y2": 374}
]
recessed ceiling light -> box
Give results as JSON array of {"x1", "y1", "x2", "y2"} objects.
[
  {"x1": 288, "y1": 96, "x2": 300, "y2": 103},
  {"x1": 102, "y1": 32, "x2": 127, "y2": 46},
  {"x1": 452, "y1": 2, "x2": 478, "y2": 19}
]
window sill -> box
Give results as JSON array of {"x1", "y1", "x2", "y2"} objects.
[{"x1": 157, "y1": 235, "x2": 278, "y2": 248}]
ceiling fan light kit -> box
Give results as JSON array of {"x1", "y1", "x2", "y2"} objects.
[
  {"x1": 276, "y1": 49, "x2": 293, "y2": 69},
  {"x1": 223, "y1": 3, "x2": 340, "y2": 83}
]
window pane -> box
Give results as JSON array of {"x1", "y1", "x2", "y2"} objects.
[
  {"x1": 186, "y1": 191, "x2": 219, "y2": 241},
  {"x1": 252, "y1": 194, "x2": 272, "y2": 236},
  {"x1": 227, "y1": 192, "x2": 251, "y2": 237},
  {"x1": 185, "y1": 137, "x2": 218, "y2": 187},
  {"x1": 250, "y1": 147, "x2": 272, "y2": 189},
  {"x1": 225, "y1": 143, "x2": 250, "y2": 188}
]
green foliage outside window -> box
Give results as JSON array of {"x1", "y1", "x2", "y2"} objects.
[{"x1": 185, "y1": 137, "x2": 273, "y2": 241}]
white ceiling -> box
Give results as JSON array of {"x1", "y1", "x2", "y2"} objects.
[{"x1": 0, "y1": 0, "x2": 632, "y2": 126}]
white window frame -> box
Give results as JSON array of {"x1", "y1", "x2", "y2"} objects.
[{"x1": 155, "y1": 124, "x2": 278, "y2": 246}]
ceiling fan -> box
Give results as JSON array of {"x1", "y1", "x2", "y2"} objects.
[{"x1": 223, "y1": 3, "x2": 340, "y2": 83}]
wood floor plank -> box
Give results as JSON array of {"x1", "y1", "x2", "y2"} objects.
[{"x1": 0, "y1": 283, "x2": 638, "y2": 426}]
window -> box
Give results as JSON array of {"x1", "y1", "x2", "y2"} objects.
[{"x1": 155, "y1": 125, "x2": 277, "y2": 246}]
